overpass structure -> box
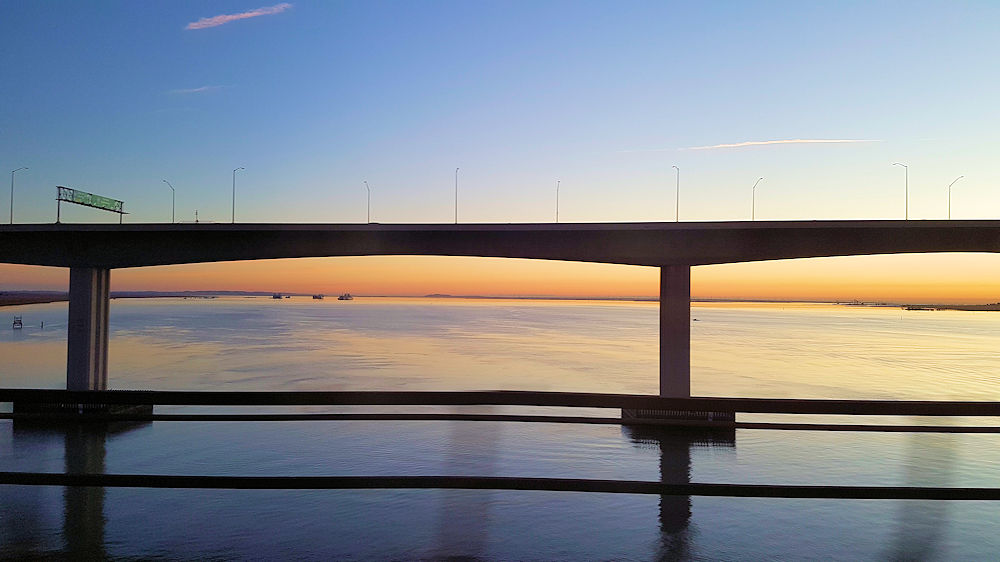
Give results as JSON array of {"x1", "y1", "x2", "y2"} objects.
[{"x1": 1, "y1": 220, "x2": 999, "y2": 401}]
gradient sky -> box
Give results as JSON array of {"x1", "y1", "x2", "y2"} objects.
[{"x1": 2, "y1": 1, "x2": 999, "y2": 302}]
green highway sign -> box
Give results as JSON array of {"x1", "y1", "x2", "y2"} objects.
[
  {"x1": 56, "y1": 185, "x2": 127, "y2": 223},
  {"x1": 57, "y1": 186, "x2": 125, "y2": 214}
]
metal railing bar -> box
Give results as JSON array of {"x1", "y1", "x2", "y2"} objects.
[
  {"x1": 1, "y1": 472, "x2": 998, "y2": 500},
  {"x1": 4, "y1": 389, "x2": 1000, "y2": 416},
  {"x1": 2, "y1": 412, "x2": 999, "y2": 433},
  {"x1": 0, "y1": 413, "x2": 621, "y2": 424}
]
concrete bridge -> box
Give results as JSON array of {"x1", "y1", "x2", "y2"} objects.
[{"x1": 2, "y1": 220, "x2": 999, "y2": 400}]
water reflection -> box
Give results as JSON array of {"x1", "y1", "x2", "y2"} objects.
[
  {"x1": 623, "y1": 425, "x2": 735, "y2": 560},
  {"x1": 5, "y1": 420, "x2": 148, "y2": 558}
]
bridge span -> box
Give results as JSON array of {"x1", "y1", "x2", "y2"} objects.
[{"x1": 2, "y1": 220, "x2": 999, "y2": 401}]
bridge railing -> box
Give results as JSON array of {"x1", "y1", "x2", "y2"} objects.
[{"x1": 3, "y1": 388, "x2": 1000, "y2": 500}]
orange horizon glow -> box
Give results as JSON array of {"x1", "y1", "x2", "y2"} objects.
[{"x1": 1, "y1": 253, "x2": 999, "y2": 304}]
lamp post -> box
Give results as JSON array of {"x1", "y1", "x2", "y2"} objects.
[
  {"x1": 364, "y1": 180, "x2": 371, "y2": 223},
  {"x1": 232, "y1": 167, "x2": 244, "y2": 223},
  {"x1": 454, "y1": 168, "x2": 460, "y2": 224},
  {"x1": 751, "y1": 177, "x2": 763, "y2": 220},
  {"x1": 672, "y1": 165, "x2": 679, "y2": 222},
  {"x1": 555, "y1": 180, "x2": 560, "y2": 222},
  {"x1": 948, "y1": 175, "x2": 964, "y2": 220},
  {"x1": 10, "y1": 167, "x2": 27, "y2": 224},
  {"x1": 162, "y1": 179, "x2": 175, "y2": 223},
  {"x1": 892, "y1": 162, "x2": 908, "y2": 219}
]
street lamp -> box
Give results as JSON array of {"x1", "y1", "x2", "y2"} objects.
[
  {"x1": 672, "y1": 165, "x2": 680, "y2": 222},
  {"x1": 555, "y1": 180, "x2": 560, "y2": 222},
  {"x1": 751, "y1": 177, "x2": 763, "y2": 221},
  {"x1": 948, "y1": 175, "x2": 964, "y2": 220},
  {"x1": 10, "y1": 167, "x2": 27, "y2": 224},
  {"x1": 162, "y1": 179, "x2": 175, "y2": 223},
  {"x1": 892, "y1": 162, "x2": 908, "y2": 219},
  {"x1": 364, "y1": 180, "x2": 371, "y2": 223},
  {"x1": 454, "y1": 168, "x2": 460, "y2": 224},
  {"x1": 232, "y1": 167, "x2": 244, "y2": 223}
]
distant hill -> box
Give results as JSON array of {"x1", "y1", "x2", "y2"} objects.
[
  {"x1": 0, "y1": 291, "x2": 67, "y2": 307},
  {"x1": 0, "y1": 290, "x2": 292, "y2": 307}
]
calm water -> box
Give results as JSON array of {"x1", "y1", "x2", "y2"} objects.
[{"x1": 2, "y1": 297, "x2": 1000, "y2": 559}]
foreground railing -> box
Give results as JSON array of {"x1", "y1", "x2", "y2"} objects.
[
  {"x1": 2, "y1": 388, "x2": 1000, "y2": 500},
  {"x1": 3, "y1": 389, "x2": 1000, "y2": 431},
  {"x1": 4, "y1": 388, "x2": 1000, "y2": 414}
]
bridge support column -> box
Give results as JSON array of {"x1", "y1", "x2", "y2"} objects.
[
  {"x1": 622, "y1": 265, "x2": 733, "y2": 427},
  {"x1": 659, "y1": 265, "x2": 690, "y2": 398},
  {"x1": 67, "y1": 267, "x2": 110, "y2": 391}
]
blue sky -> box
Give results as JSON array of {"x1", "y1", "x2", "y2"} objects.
[{"x1": 2, "y1": 1, "x2": 997, "y2": 226}]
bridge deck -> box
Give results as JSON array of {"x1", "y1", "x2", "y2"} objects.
[{"x1": 1, "y1": 220, "x2": 998, "y2": 268}]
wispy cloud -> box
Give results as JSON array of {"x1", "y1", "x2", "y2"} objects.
[
  {"x1": 186, "y1": 3, "x2": 292, "y2": 30},
  {"x1": 168, "y1": 85, "x2": 225, "y2": 95},
  {"x1": 686, "y1": 139, "x2": 881, "y2": 150}
]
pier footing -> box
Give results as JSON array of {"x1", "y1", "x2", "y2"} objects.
[
  {"x1": 12, "y1": 402, "x2": 153, "y2": 419},
  {"x1": 621, "y1": 408, "x2": 735, "y2": 428}
]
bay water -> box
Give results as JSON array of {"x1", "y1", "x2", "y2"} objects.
[{"x1": 2, "y1": 297, "x2": 999, "y2": 559}]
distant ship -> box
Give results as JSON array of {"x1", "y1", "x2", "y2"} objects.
[
  {"x1": 272, "y1": 293, "x2": 282, "y2": 299},
  {"x1": 312, "y1": 294, "x2": 324, "y2": 300},
  {"x1": 338, "y1": 293, "x2": 354, "y2": 301}
]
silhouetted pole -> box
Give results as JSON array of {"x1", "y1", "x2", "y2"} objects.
[
  {"x1": 364, "y1": 180, "x2": 371, "y2": 223},
  {"x1": 672, "y1": 165, "x2": 679, "y2": 222},
  {"x1": 947, "y1": 175, "x2": 964, "y2": 220},
  {"x1": 893, "y1": 162, "x2": 908, "y2": 219},
  {"x1": 555, "y1": 180, "x2": 560, "y2": 222},
  {"x1": 751, "y1": 177, "x2": 763, "y2": 220},
  {"x1": 454, "y1": 168, "x2": 460, "y2": 224},
  {"x1": 10, "y1": 167, "x2": 27, "y2": 224},
  {"x1": 162, "y1": 179, "x2": 175, "y2": 223},
  {"x1": 232, "y1": 167, "x2": 244, "y2": 223}
]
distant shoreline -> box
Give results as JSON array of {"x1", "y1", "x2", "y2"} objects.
[{"x1": 2, "y1": 290, "x2": 998, "y2": 311}]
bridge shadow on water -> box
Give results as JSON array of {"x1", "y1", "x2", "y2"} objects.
[
  {"x1": 2, "y1": 419, "x2": 149, "y2": 558},
  {"x1": 432, "y1": 408, "x2": 502, "y2": 560},
  {"x1": 623, "y1": 424, "x2": 735, "y2": 560},
  {"x1": 886, "y1": 423, "x2": 957, "y2": 560}
]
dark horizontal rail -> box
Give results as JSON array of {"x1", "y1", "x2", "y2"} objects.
[
  {"x1": 1, "y1": 472, "x2": 997, "y2": 500},
  {"x1": 0, "y1": 412, "x2": 622, "y2": 424},
  {"x1": 2, "y1": 412, "x2": 999, "y2": 433},
  {"x1": 4, "y1": 389, "x2": 1000, "y2": 416}
]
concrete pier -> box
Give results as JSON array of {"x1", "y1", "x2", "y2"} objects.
[
  {"x1": 66, "y1": 267, "x2": 110, "y2": 391},
  {"x1": 659, "y1": 265, "x2": 690, "y2": 398}
]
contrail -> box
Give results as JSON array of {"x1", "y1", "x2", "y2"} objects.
[{"x1": 687, "y1": 139, "x2": 880, "y2": 150}]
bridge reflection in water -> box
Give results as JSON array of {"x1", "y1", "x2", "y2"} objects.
[
  {"x1": 624, "y1": 425, "x2": 735, "y2": 559},
  {"x1": 2, "y1": 420, "x2": 148, "y2": 558}
]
